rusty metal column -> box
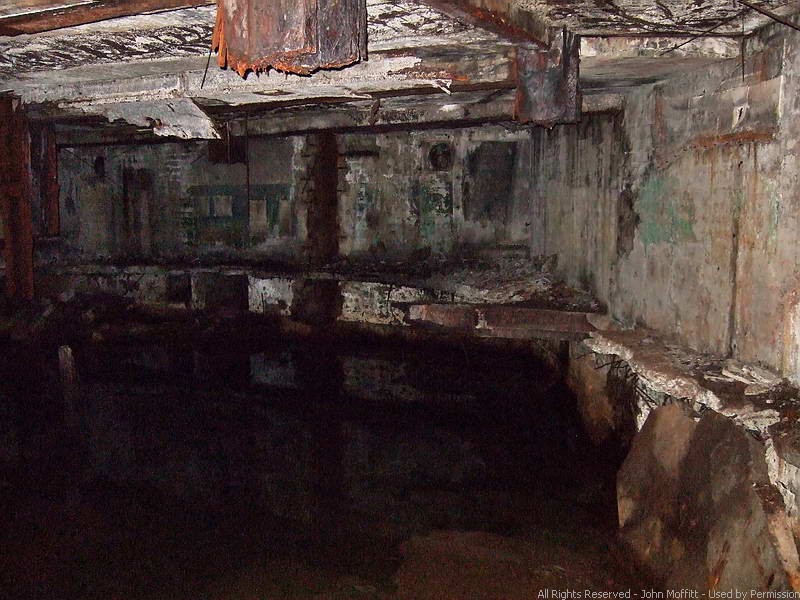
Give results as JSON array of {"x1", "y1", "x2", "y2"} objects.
[{"x1": 0, "y1": 97, "x2": 35, "y2": 302}]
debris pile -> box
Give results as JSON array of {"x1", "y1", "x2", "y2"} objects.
[{"x1": 423, "y1": 255, "x2": 602, "y2": 312}]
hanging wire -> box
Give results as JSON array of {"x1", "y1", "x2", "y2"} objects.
[
  {"x1": 734, "y1": 0, "x2": 800, "y2": 33},
  {"x1": 200, "y1": 44, "x2": 213, "y2": 90},
  {"x1": 659, "y1": 10, "x2": 750, "y2": 56}
]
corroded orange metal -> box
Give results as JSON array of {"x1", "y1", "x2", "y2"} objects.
[{"x1": 212, "y1": 0, "x2": 367, "y2": 77}]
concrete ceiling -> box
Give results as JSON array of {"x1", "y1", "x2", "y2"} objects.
[
  {"x1": 516, "y1": 0, "x2": 800, "y2": 35},
  {"x1": 0, "y1": 0, "x2": 797, "y2": 140}
]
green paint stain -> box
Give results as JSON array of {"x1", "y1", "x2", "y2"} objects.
[
  {"x1": 417, "y1": 179, "x2": 453, "y2": 252},
  {"x1": 636, "y1": 175, "x2": 696, "y2": 247},
  {"x1": 186, "y1": 184, "x2": 292, "y2": 248},
  {"x1": 266, "y1": 192, "x2": 281, "y2": 229}
]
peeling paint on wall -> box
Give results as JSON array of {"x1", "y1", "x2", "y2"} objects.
[
  {"x1": 636, "y1": 174, "x2": 695, "y2": 248},
  {"x1": 338, "y1": 128, "x2": 529, "y2": 261},
  {"x1": 414, "y1": 175, "x2": 453, "y2": 253}
]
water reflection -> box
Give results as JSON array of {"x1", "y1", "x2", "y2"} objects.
[{"x1": 0, "y1": 334, "x2": 617, "y2": 598}]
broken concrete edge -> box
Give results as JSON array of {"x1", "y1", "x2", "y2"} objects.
[
  {"x1": 580, "y1": 36, "x2": 740, "y2": 60},
  {"x1": 32, "y1": 263, "x2": 597, "y2": 337},
  {"x1": 618, "y1": 403, "x2": 800, "y2": 591},
  {"x1": 577, "y1": 326, "x2": 800, "y2": 530}
]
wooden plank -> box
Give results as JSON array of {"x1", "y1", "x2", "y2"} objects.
[
  {"x1": 0, "y1": 0, "x2": 213, "y2": 34},
  {"x1": 0, "y1": 98, "x2": 35, "y2": 302},
  {"x1": 212, "y1": 0, "x2": 367, "y2": 76}
]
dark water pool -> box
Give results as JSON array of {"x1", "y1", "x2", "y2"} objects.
[{"x1": 0, "y1": 333, "x2": 640, "y2": 599}]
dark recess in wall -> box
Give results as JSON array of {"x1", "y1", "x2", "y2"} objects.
[
  {"x1": 428, "y1": 142, "x2": 453, "y2": 171},
  {"x1": 209, "y1": 136, "x2": 248, "y2": 164},
  {"x1": 121, "y1": 168, "x2": 155, "y2": 256},
  {"x1": 306, "y1": 132, "x2": 340, "y2": 266},
  {"x1": 616, "y1": 184, "x2": 639, "y2": 258},
  {"x1": 464, "y1": 141, "x2": 517, "y2": 222}
]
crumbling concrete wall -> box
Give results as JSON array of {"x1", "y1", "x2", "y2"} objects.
[
  {"x1": 533, "y1": 19, "x2": 800, "y2": 381},
  {"x1": 58, "y1": 136, "x2": 306, "y2": 262},
  {"x1": 618, "y1": 403, "x2": 800, "y2": 590},
  {"x1": 57, "y1": 125, "x2": 533, "y2": 268},
  {"x1": 338, "y1": 127, "x2": 532, "y2": 260}
]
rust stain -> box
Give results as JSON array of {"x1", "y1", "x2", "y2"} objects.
[
  {"x1": 653, "y1": 92, "x2": 667, "y2": 146},
  {"x1": 212, "y1": 0, "x2": 366, "y2": 77},
  {"x1": 421, "y1": 0, "x2": 547, "y2": 46},
  {"x1": 708, "y1": 539, "x2": 731, "y2": 590},
  {"x1": 458, "y1": 3, "x2": 542, "y2": 44},
  {"x1": 789, "y1": 572, "x2": 800, "y2": 592},
  {"x1": 692, "y1": 131, "x2": 775, "y2": 149},
  {"x1": 514, "y1": 30, "x2": 580, "y2": 126}
]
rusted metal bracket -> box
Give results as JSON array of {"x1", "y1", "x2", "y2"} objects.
[
  {"x1": 515, "y1": 28, "x2": 581, "y2": 126},
  {"x1": 0, "y1": 97, "x2": 35, "y2": 302},
  {"x1": 212, "y1": 0, "x2": 368, "y2": 77}
]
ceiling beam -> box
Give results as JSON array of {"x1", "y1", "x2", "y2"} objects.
[
  {"x1": 11, "y1": 42, "x2": 518, "y2": 106},
  {"x1": 48, "y1": 89, "x2": 620, "y2": 147},
  {"x1": 0, "y1": 0, "x2": 213, "y2": 35},
  {"x1": 417, "y1": 0, "x2": 555, "y2": 46},
  {"x1": 224, "y1": 88, "x2": 518, "y2": 137}
]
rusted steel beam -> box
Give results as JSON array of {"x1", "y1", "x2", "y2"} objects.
[
  {"x1": 515, "y1": 29, "x2": 581, "y2": 126},
  {"x1": 0, "y1": 0, "x2": 213, "y2": 35},
  {"x1": 0, "y1": 97, "x2": 35, "y2": 302},
  {"x1": 212, "y1": 0, "x2": 368, "y2": 77},
  {"x1": 480, "y1": 305, "x2": 595, "y2": 334},
  {"x1": 406, "y1": 303, "x2": 597, "y2": 340},
  {"x1": 418, "y1": 0, "x2": 548, "y2": 45}
]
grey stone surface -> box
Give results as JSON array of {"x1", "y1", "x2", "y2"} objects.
[
  {"x1": 617, "y1": 403, "x2": 696, "y2": 579},
  {"x1": 619, "y1": 405, "x2": 800, "y2": 590}
]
